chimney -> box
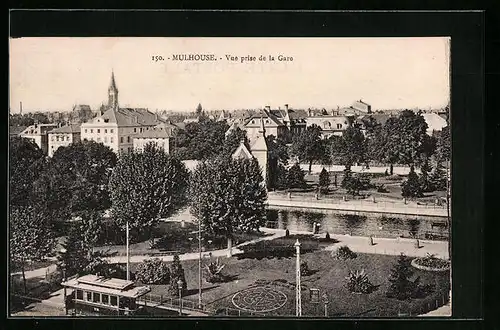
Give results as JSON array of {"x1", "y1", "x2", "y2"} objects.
[
  {"x1": 20, "y1": 101, "x2": 23, "y2": 115},
  {"x1": 284, "y1": 104, "x2": 289, "y2": 111},
  {"x1": 265, "y1": 105, "x2": 271, "y2": 112}
]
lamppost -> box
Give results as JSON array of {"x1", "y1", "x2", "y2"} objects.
[
  {"x1": 177, "y1": 279, "x2": 183, "y2": 316},
  {"x1": 294, "y1": 239, "x2": 302, "y2": 317},
  {"x1": 322, "y1": 293, "x2": 329, "y2": 317},
  {"x1": 126, "y1": 221, "x2": 130, "y2": 281},
  {"x1": 198, "y1": 221, "x2": 202, "y2": 310},
  {"x1": 60, "y1": 248, "x2": 67, "y2": 315}
]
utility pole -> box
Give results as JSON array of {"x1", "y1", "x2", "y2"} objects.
[
  {"x1": 295, "y1": 239, "x2": 302, "y2": 317},
  {"x1": 198, "y1": 220, "x2": 202, "y2": 309},
  {"x1": 126, "y1": 221, "x2": 130, "y2": 281}
]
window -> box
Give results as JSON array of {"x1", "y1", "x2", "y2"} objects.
[
  {"x1": 120, "y1": 137, "x2": 124, "y2": 143},
  {"x1": 134, "y1": 128, "x2": 137, "y2": 133},
  {"x1": 251, "y1": 120, "x2": 255, "y2": 124},
  {"x1": 104, "y1": 137, "x2": 108, "y2": 143},
  {"x1": 56, "y1": 136, "x2": 59, "y2": 142},
  {"x1": 140, "y1": 128, "x2": 143, "y2": 133},
  {"x1": 86, "y1": 292, "x2": 92, "y2": 301},
  {"x1": 337, "y1": 124, "x2": 342, "y2": 129},
  {"x1": 110, "y1": 129, "x2": 114, "y2": 133},
  {"x1": 110, "y1": 137, "x2": 114, "y2": 143},
  {"x1": 85, "y1": 129, "x2": 88, "y2": 133},
  {"x1": 127, "y1": 136, "x2": 130, "y2": 143},
  {"x1": 91, "y1": 129, "x2": 93, "y2": 133},
  {"x1": 102, "y1": 294, "x2": 109, "y2": 305},
  {"x1": 105, "y1": 129, "x2": 107, "y2": 133},
  {"x1": 76, "y1": 290, "x2": 83, "y2": 300},
  {"x1": 110, "y1": 296, "x2": 118, "y2": 306},
  {"x1": 66, "y1": 136, "x2": 70, "y2": 141},
  {"x1": 93, "y1": 292, "x2": 100, "y2": 303},
  {"x1": 266, "y1": 120, "x2": 270, "y2": 124},
  {"x1": 97, "y1": 129, "x2": 100, "y2": 134}
]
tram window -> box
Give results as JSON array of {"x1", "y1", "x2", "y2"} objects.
[
  {"x1": 93, "y1": 292, "x2": 100, "y2": 303},
  {"x1": 76, "y1": 290, "x2": 83, "y2": 300},
  {"x1": 102, "y1": 294, "x2": 109, "y2": 305},
  {"x1": 110, "y1": 296, "x2": 117, "y2": 306},
  {"x1": 86, "y1": 292, "x2": 92, "y2": 301}
]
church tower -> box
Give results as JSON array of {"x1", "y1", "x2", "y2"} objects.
[{"x1": 108, "y1": 71, "x2": 119, "y2": 110}]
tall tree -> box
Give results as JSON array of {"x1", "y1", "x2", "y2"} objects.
[
  {"x1": 109, "y1": 143, "x2": 189, "y2": 242},
  {"x1": 391, "y1": 110, "x2": 429, "y2": 168},
  {"x1": 189, "y1": 157, "x2": 267, "y2": 256},
  {"x1": 10, "y1": 206, "x2": 54, "y2": 293},
  {"x1": 195, "y1": 103, "x2": 203, "y2": 116},
  {"x1": 386, "y1": 254, "x2": 418, "y2": 300},
  {"x1": 289, "y1": 125, "x2": 324, "y2": 173},
  {"x1": 169, "y1": 254, "x2": 187, "y2": 297},
  {"x1": 57, "y1": 224, "x2": 88, "y2": 277},
  {"x1": 332, "y1": 126, "x2": 367, "y2": 170},
  {"x1": 401, "y1": 169, "x2": 423, "y2": 198},
  {"x1": 318, "y1": 168, "x2": 331, "y2": 194},
  {"x1": 222, "y1": 127, "x2": 250, "y2": 158},
  {"x1": 266, "y1": 135, "x2": 290, "y2": 190},
  {"x1": 287, "y1": 163, "x2": 306, "y2": 189},
  {"x1": 9, "y1": 137, "x2": 46, "y2": 207},
  {"x1": 435, "y1": 126, "x2": 451, "y2": 162},
  {"x1": 174, "y1": 120, "x2": 230, "y2": 160}
]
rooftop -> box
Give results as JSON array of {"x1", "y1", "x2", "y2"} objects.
[
  {"x1": 62, "y1": 275, "x2": 151, "y2": 298},
  {"x1": 48, "y1": 124, "x2": 81, "y2": 134}
]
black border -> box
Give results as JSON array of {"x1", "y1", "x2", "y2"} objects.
[{"x1": 7, "y1": 9, "x2": 486, "y2": 330}]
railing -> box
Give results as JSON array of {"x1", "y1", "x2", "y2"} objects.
[{"x1": 137, "y1": 293, "x2": 206, "y2": 313}]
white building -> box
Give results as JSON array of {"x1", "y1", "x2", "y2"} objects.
[
  {"x1": 19, "y1": 123, "x2": 59, "y2": 154},
  {"x1": 47, "y1": 124, "x2": 81, "y2": 157}
]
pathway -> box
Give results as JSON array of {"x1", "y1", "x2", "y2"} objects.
[{"x1": 11, "y1": 264, "x2": 58, "y2": 280}]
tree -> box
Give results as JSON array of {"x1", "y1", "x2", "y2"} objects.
[
  {"x1": 189, "y1": 157, "x2": 267, "y2": 256},
  {"x1": 109, "y1": 143, "x2": 189, "y2": 242},
  {"x1": 386, "y1": 254, "x2": 418, "y2": 300},
  {"x1": 9, "y1": 137, "x2": 46, "y2": 207},
  {"x1": 266, "y1": 135, "x2": 289, "y2": 190},
  {"x1": 196, "y1": 103, "x2": 203, "y2": 116},
  {"x1": 169, "y1": 254, "x2": 187, "y2": 297},
  {"x1": 287, "y1": 163, "x2": 306, "y2": 189},
  {"x1": 222, "y1": 127, "x2": 250, "y2": 158},
  {"x1": 391, "y1": 110, "x2": 429, "y2": 168},
  {"x1": 173, "y1": 120, "x2": 230, "y2": 160},
  {"x1": 332, "y1": 127, "x2": 367, "y2": 170},
  {"x1": 435, "y1": 126, "x2": 451, "y2": 162},
  {"x1": 401, "y1": 169, "x2": 423, "y2": 198},
  {"x1": 289, "y1": 125, "x2": 324, "y2": 173},
  {"x1": 318, "y1": 168, "x2": 331, "y2": 194},
  {"x1": 136, "y1": 258, "x2": 170, "y2": 285},
  {"x1": 372, "y1": 118, "x2": 400, "y2": 175},
  {"x1": 57, "y1": 224, "x2": 88, "y2": 277},
  {"x1": 79, "y1": 210, "x2": 105, "y2": 257},
  {"x1": 10, "y1": 206, "x2": 54, "y2": 293},
  {"x1": 342, "y1": 171, "x2": 371, "y2": 197},
  {"x1": 429, "y1": 161, "x2": 447, "y2": 191},
  {"x1": 418, "y1": 157, "x2": 433, "y2": 192}
]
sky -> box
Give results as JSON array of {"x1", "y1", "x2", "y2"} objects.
[{"x1": 9, "y1": 37, "x2": 450, "y2": 113}]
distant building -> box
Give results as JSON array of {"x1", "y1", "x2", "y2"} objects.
[
  {"x1": 232, "y1": 117, "x2": 268, "y2": 185},
  {"x1": 351, "y1": 99, "x2": 372, "y2": 113},
  {"x1": 72, "y1": 104, "x2": 94, "y2": 123},
  {"x1": 80, "y1": 72, "x2": 167, "y2": 155},
  {"x1": 19, "y1": 123, "x2": 59, "y2": 154},
  {"x1": 305, "y1": 114, "x2": 353, "y2": 139},
  {"x1": 48, "y1": 124, "x2": 81, "y2": 157},
  {"x1": 422, "y1": 113, "x2": 448, "y2": 135},
  {"x1": 133, "y1": 125, "x2": 172, "y2": 154}
]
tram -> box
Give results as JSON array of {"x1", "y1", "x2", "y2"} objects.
[{"x1": 62, "y1": 274, "x2": 151, "y2": 316}]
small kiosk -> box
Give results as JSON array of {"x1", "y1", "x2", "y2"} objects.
[{"x1": 62, "y1": 274, "x2": 151, "y2": 316}]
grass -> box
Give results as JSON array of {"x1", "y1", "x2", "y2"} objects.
[
  {"x1": 94, "y1": 221, "x2": 268, "y2": 257},
  {"x1": 127, "y1": 251, "x2": 450, "y2": 317}
]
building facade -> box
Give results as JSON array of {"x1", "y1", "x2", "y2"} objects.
[
  {"x1": 305, "y1": 115, "x2": 353, "y2": 138},
  {"x1": 80, "y1": 72, "x2": 166, "y2": 155},
  {"x1": 19, "y1": 123, "x2": 59, "y2": 154},
  {"x1": 48, "y1": 124, "x2": 81, "y2": 157}
]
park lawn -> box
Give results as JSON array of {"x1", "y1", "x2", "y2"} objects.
[
  {"x1": 128, "y1": 251, "x2": 450, "y2": 317},
  {"x1": 94, "y1": 221, "x2": 269, "y2": 257}
]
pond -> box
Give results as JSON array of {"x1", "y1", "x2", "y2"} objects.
[{"x1": 265, "y1": 208, "x2": 449, "y2": 241}]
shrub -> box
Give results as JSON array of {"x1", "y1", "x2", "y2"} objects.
[
  {"x1": 300, "y1": 261, "x2": 312, "y2": 276},
  {"x1": 376, "y1": 184, "x2": 389, "y2": 193},
  {"x1": 332, "y1": 245, "x2": 357, "y2": 260},
  {"x1": 412, "y1": 253, "x2": 450, "y2": 271},
  {"x1": 169, "y1": 254, "x2": 187, "y2": 297},
  {"x1": 345, "y1": 269, "x2": 375, "y2": 294},
  {"x1": 204, "y1": 258, "x2": 226, "y2": 283},
  {"x1": 401, "y1": 170, "x2": 423, "y2": 198},
  {"x1": 386, "y1": 254, "x2": 422, "y2": 300},
  {"x1": 136, "y1": 258, "x2": 170, "y2": 285},
  {"x1": 325, "y1": 232, "x2": 331, "y2": 240},
  {"x1": 287, "y1": 163, "x2": 306, "y2": 189},
  {"x1": 318, "y1": 168, "x2": 331, "y2": 194},
  {"x1": 285, "y1": 229, "x2": 290, "y2": 237}
]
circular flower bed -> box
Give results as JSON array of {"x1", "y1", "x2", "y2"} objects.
[{"x1": 411, "y1": 255, "x2": 450, "y2": 272}]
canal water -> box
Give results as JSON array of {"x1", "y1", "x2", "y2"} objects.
[{"x1": 265, "y1": 207, "x2": 449, "y2": 241}]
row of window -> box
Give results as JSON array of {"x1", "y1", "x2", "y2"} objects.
[
  {"x1": 75, "y1": 290, "x2": 122, "y2": 307},
  {"x1": 84, "y1": 128, "x2": 114, "y2": 134},
  {"x1": 87, "y1": 136, "x2": 114, "y2": 143},
  {"x1": 50, "y1": 135, "x2": 71, "y2": 142}
]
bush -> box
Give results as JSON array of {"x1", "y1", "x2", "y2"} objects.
[
  {"x1": 204, "y1": 258, "x2": 226, "y2": 283},
  {"x1": 169, "y1": 254, "x2": 187, "y2": 297},
  {"x1": 237, "y1": 235, "x2": 319, "y2": 260},
  {"x1": 318, "y1": 168, "x2": 331, "y2": 194},
  {"x1": 345, "y1": 269, "x2": 375, "y2": 294},
  {"x1": 325, "y1": 232, "x2": 331, "y2": 240},
  {"x1": 287, "y1": 163, "x2": 306, "y2": 189},
  {"x1": 376, "y1": 184, "x2": 389, "y2": 193},
  {"x1": 412, "y1": 253, "x2": 450, "y2": 271},
  {"x1": 386, "y1": 254, "x2": 427, "y2": 300},
  {"x1": 332, "y1": 245, "x2": 357, "y2": 260},
  {"x1": 136, "y1": 258, "x2": 170, "y2": 284},
  {"x1": 401, "y1": 170, "x2": 423, "y2": 198},
  {"x1": 300, "y1": 261, "x2": 312, "y2": 276}
]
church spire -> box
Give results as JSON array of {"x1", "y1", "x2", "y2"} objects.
[{"x1": 108, "y1": 70, "x2": 119, "y2": 110}]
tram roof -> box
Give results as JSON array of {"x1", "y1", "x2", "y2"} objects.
[{"x1": 62, "y1": 275, "x2": 151, "y2": 298}]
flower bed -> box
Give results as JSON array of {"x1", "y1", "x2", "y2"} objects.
[{"x1": 411, "y1": 255, "x2": 450, "y2": 272}]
